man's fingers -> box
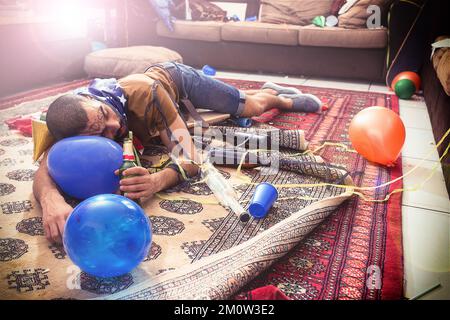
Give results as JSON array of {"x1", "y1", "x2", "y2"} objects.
[
  {"x1": 49, "y1": 222, "x2": 61, "y2": 243},
  {"x1": 120, "y1": 183, "x2": 148, "y2": 193},
  {"x1": 57, "y1": 218, "x2": 66, "y2": 240},
  {"x1": 122, "y1": 167, "x2": 148, "y2": 177},
  {"x1": 126, "y1": 191, "x2": 151, "y2": 200},
  {"x1": 119, "y1": 176, "x2": 146, "y2": 185},
  {"x1": 114, "y1": 169, "x2": 119, "y2": 176},
  {"x1": 44, "y1": 223, "x2": 52, "y2": 243}
]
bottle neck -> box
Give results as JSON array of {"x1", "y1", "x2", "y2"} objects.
[{"x1": 123, "y1": 140, "x2": 135, "y2": 161}]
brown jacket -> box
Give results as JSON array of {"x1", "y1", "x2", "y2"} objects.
[{"x1": 119, "y1": 66, "x2": 180, "y2": 147}]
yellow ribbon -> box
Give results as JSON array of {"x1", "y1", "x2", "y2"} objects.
[{"x1": 155, "y1": 128, "x2": 449, "y2": 205}]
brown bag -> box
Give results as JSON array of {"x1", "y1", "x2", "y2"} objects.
[{"x1": 172, "y1": 0, "x2": 227, "y2": 21}]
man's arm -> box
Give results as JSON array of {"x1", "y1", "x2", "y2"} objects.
[
  {"x1": 33, "y1": 151, "x2": 73, "y2": 243},
  {"x1": 159, "y1": 113, "x2": 202, "y2": 177},
  {"x1": 118, "y1": 113, "x2": 202, "y2": 199}
]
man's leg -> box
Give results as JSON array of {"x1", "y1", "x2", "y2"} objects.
[
  {"x1": 168, "y1": 63, "x2": 321, "y2": 116},
  {"x1": 239, "y1": 93, "x2": 294, "y2": 117},
  {"x1": 243, "y1": 88, "x2": 278, "y2": 96}
]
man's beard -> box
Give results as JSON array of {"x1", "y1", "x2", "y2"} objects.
[{"x1": 115, "y1": 120, "x2": 128, "y2": 141}]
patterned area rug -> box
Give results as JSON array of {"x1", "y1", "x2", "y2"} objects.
[
  {"x1": 0, "y1": 78, "x2": 402, "y2": 300},
  {"x1": 221, "y1": 79, "x2": 404, "y2": 300}
]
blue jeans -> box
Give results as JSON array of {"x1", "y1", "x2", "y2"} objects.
[{"x1": 149, "y1": 62, "x2": 246, "y2": 117}]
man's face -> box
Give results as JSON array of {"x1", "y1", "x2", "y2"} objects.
[{"x1": 79, "y1": 98, "x2": 125, "y2": 140}]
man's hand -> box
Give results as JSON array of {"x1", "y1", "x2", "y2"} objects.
[
  {"x1": 41, "y1": 196, "x2": 73, "y2": 243},
  {"x1": 115, "y1": 167, "x2": 178, "y2": 200}
]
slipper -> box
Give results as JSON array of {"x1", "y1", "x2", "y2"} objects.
[
  {"x1": 261, "y1": 82, "x2": 302, "y2": 95},
  {"x1": 280, "y1": 93, "x2": 322, "y2": 113}
]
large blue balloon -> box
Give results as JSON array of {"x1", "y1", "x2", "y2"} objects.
[
  {"x1": 64, "y1": 194, "x2": 152, "y2": 278},
  {"x1": 47, "y1": 136, "x2": 123, "y2": 199}
]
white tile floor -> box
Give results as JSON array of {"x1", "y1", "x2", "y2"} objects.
[
  {"x1": 303, "y1": 77, "x2": 371, "y2": 92},
  {"x1": 214, "y1": 70, "x2": 450, "y2": 300}
]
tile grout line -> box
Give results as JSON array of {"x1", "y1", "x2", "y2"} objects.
[
  {"x1": 301, "y1": 83, "x2": 371, "y2": 92},
  {"x1": 402, "y1": 154, "x2": 442, "y2": 163},
  {"x1": 402, "y1": 204, "x2": 450, "y2": 215},
  {"x1": 398, "y1": 102, "x2": 428, "y2": 110},
  {"x1": 403, "y1": 125, "x2": 433, "y2": 131}
]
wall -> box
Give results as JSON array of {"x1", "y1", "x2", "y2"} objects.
[{"x1": 0, "y1": 18, "x2": 91, "y2": 98}]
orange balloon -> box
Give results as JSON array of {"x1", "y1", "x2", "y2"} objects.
[
  {"x1": 391, "y1": 71, "x2": 421, "y2": 92},
  {"x1": 349, "y1": 107, "x2": 405, "y2": 166}
]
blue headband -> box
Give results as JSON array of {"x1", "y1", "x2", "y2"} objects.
[{"x1": 74, "y1": 78, "x2": 128, "y2": 139}]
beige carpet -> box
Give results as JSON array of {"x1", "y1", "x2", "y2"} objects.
[{"x1": 0, "y1": 88, "x2": 353, "y2": 300}]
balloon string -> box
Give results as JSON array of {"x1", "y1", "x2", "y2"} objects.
[
  {"x1": 301, "y1": 142, "x2": 357, "y2": 156},
  {"x1": 154, "y1": 128, "x2": 449, "y2": 205},
  {"x1": 155, "y1": 192, "x2": 219, "y2": 205},
  {"x1": 357, "y1": 127, "x2": 449, "y2": 191},
  {"x1": 234, "y1": 127, "x2": 450, "y2": 192}
]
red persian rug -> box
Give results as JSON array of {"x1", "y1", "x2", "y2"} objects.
[
  {"x1": 221, "y1": 79, "x2": 403, "y2": 300},
  {"x1": 0, "y1": 79, "x2": 91, "y2": 111},
  {"x1": 1, "y1": 77, "x2": 403, "y2": 300}
]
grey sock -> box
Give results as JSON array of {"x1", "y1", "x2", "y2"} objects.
[
  {"x1": 261, "y1": 82, "x2": 302, "y2": 95},
  {"x1": 280, "y1": 93, "x2": 322, "y2": 113}
]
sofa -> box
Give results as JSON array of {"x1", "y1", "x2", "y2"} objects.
[
  {"x1": 422, "y1": 53, "x2": 450, "y2": 193},
  {"x1": 125, "y1": 0, "x2": 391, "y2": 82}
]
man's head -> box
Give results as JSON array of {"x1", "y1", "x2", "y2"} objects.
[{"x1": 46, "y1": 94, "x2": 123, "y2": 141}]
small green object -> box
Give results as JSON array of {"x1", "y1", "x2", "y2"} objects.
[
  {"x1": 312, "y1": 16, "x2": 326, "y2": 28},
  {"x1": 394, "y1": 78, "x2": 415, "y2": 99}
]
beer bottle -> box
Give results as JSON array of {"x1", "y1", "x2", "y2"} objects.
[{"x1": 119, "y1": 132, "x2": 141, "y2": 206}]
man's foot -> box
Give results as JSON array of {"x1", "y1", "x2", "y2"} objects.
[
  {"x1": 261, "y1": 82, "x2": 302, "y2": 95},
  {"x1": 280, "y1": 93, "x2": 322, "y2": 113}
]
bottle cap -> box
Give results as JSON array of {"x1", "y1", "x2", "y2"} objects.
[
  {"x1": 232, "y1": 117, "x2": 253, "y2": 128},
  {"x1": 202, "y1": 65, "x2": 216, "y2": 76},
  {"x1": 239, "y1": 212, "x2": 250, "y2": 222}
]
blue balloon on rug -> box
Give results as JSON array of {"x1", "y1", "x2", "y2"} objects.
[
  {"x1": 64, "y1": 194, "x2": 152, "y2": 278},
  {"x1": 47, "y1": 136, "x2": 123, "y2": 199}
]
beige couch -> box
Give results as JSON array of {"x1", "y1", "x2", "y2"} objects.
[
  {"x1": 125, "y1": 0, "x2": 391, "y2": 81},
  {"x1": 156, "y1": 20, "x2": 387, "y2": 50}
]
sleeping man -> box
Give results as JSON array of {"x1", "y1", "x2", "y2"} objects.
[{"x1": 33, "y1": 61, "x2": 323, "y2": 243}]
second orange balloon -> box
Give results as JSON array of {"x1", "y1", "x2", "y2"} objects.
[{"x1": 349, "y1": 106, "x2": 406, "y2": 166}]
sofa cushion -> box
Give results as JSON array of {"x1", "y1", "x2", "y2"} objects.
[
  {"x1": 432, "y1": 36, "x2": 450, "y2": 96},
  {"x1": 156, "y1": 20, "x2": 223, "y2": 42},
  {"x1": 338, "y1": 0, "x2": 392, "y2": 29},
  {"x1": 84, "y1": 46, "x2": 183, "y2": 78},
  {"x1": 260, "y1": 0, "x2": 334, "y2": 26},
  {"x1": 298, "y1": 25, "x2": 387, "y2": 48},
  {"x1": 221, "y1": 22, "x2": 299, "y2": 46}
]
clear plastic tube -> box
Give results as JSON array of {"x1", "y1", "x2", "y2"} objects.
[{"x1": 201, "y1": 161, "x2": 250, "y2": 222}]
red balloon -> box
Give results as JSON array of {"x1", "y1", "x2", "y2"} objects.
[
  {"x1": 349, "y1": 107, "x2": 405, "y2": 166},
  {"x1": 391, "y1": 71, "x2": 421, "y2": 92}
]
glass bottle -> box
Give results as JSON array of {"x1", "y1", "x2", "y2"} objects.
[{"x1": 119, "y1": 132, "x2": 141, "y2": 206}]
